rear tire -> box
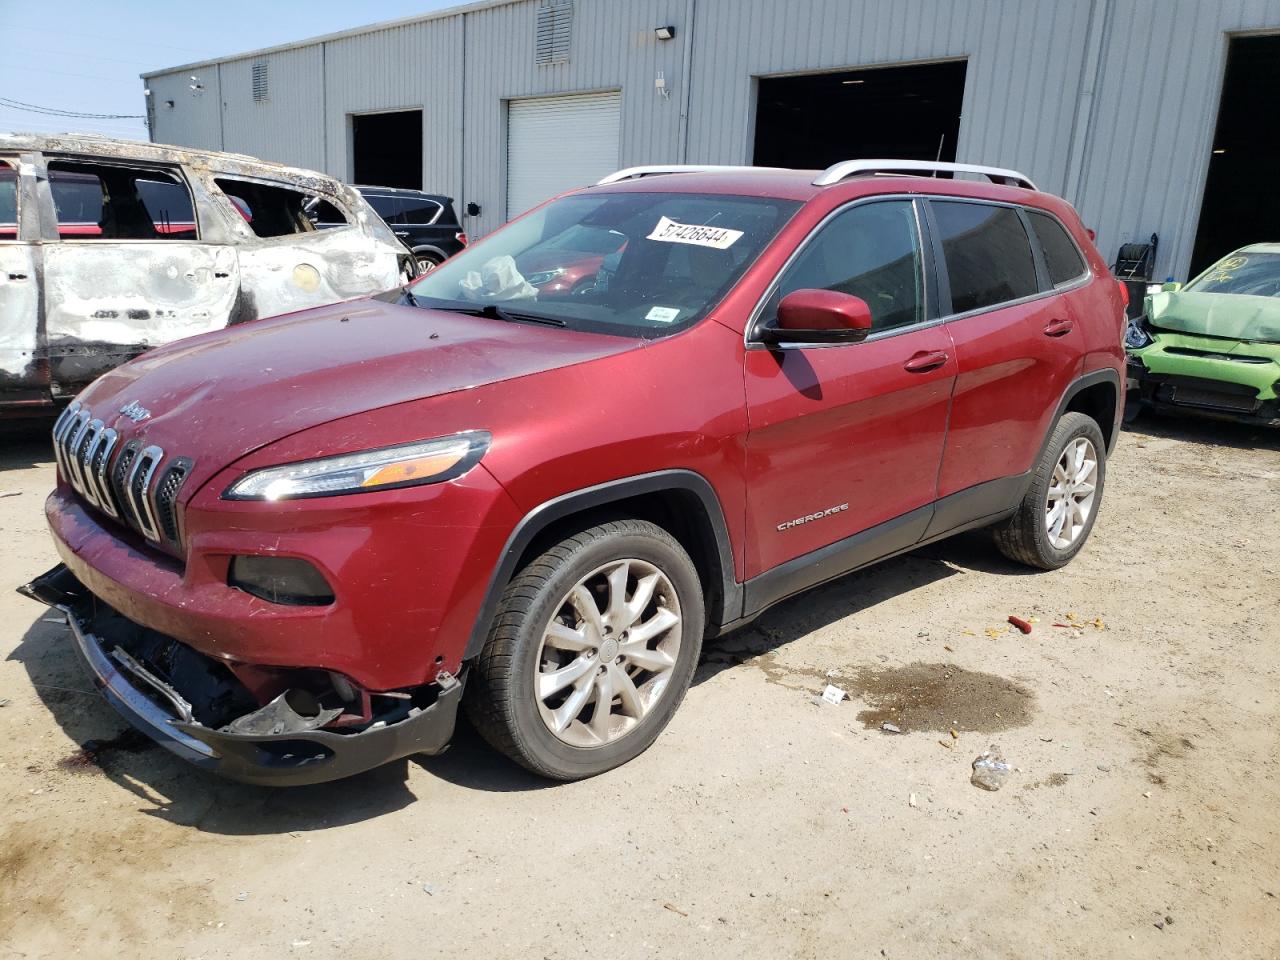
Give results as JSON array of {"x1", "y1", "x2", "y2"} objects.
[
  {"x1": 413, "y1": 251, "x2": 444, "y2": 274},
  {"x1": 993, "y1": 412, "x2": 1107, "y2": 570},
  {"x1": 464, "y1": 519, "x2": 704, "y2": 780}
]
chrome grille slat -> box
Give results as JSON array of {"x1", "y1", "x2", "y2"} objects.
[
  {"x1": 126, "y1": 445, "x2": 166, "y2": 543},
  {"x1": 51, "y1": 404, "x2": 191, "y2": 552}
]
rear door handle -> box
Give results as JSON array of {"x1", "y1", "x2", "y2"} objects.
[
  {"x1": 903, "y1": 350, "x2": 949, "y2": 373},
  {"x1": 394, "y1": 230, "x2": 410, "y2": 237},
  {"x1": 1044, "y1": 317, "x2": 1075, "y2": 337}
]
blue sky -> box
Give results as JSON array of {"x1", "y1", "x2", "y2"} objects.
[{"x1": 0, "y1": 0, "x2": 460, "y2": 140}]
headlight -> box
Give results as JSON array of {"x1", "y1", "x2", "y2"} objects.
[
  {"x1": 224, "y1": 431, "x2": 490, "y2": 501},
  {"x1": 1124, "y1": 319, "x2": 1153, "y2": 349},
  {"x1": 526, "y1": 268, "x2": 566, "y2": 286}
]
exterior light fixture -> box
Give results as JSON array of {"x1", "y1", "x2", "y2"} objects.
[{"x1": 655, "y1": 25, "x2": 676, "y2": 40}]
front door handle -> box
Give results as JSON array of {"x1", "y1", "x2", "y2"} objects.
[
  {"x1": 1044, "y1": 317, "x2": 1075, "y2": 337},
  {"x1": 394, "y1": 230, "x2": 410, "y2": 237},
  {"x1": 903, "y1": 349, "x2": 949, "y2": 373}
]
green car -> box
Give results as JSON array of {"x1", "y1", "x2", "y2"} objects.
[{"x1": 1126, "y1": 243, "x2": 1280, "y2": 426}]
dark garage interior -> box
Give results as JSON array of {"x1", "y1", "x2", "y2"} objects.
[
  {"x1": 1189, "y1": 34, "x2": 1280, "y2": 276},
  {"x1": 351, "y1": 109, "x2": 423, "y2": 189},
  {"x1": 753, "y1": 59, "x2": 967, "y2": 171}
]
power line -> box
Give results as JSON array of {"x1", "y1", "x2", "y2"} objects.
[{"x1": 0, "y1": 97, "x2": 146, "y2": 120}]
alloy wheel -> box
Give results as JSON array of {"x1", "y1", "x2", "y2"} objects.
[
  {"x1": 534, "y1": 559, "x2": 682, "y2": 747},
  {"x1": 1045, "y1": 436, "x2": 1098, "y2": 550}
]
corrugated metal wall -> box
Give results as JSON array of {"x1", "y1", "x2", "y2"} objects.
[
  {"x1": 145, "y1": 0, "x2": 1280, "y2": 277},
  {"x1": 219, "y1": 46, "x2": 326, "y2": 171}
]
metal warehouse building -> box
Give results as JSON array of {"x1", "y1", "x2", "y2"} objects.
[{"x1": 143, "y1": 0, "x2": 1280, "y2": 279}]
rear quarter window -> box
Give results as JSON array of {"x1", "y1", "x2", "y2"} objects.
[
  {"x1": 931, "y1": 200, "x2": 1038, "y2": 314},
  {"x1": 1027, "y1": 209, "x2": 1088, "y2": 287}
]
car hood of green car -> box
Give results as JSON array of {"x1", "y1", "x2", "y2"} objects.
[{"x1": 1147, "y1": 290, "x2": 1280, "y2": 344}]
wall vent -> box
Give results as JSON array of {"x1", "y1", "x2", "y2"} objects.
[
  {"x1": 535, "y1": 1, "x2": 573, "y2": 65},
  {"x1": 252, "y1": 61, "x2": 269, "y2": 102}
]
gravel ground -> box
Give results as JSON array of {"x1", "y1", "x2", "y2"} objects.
[{"x1": 1, "y1": 412, "x2": 1277, "y2": 959}]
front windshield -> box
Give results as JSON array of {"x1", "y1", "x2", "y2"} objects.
[
  {"x1": 1188, "y1": 252, "x2": 1280, "y2": 297},
  {"x1": 406, "y1": 191, "x2": 800, "y2": 337}
]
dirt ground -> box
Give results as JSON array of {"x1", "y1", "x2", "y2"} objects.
[{"x1": 1, "y1": 412, "x2": 1277, "y2": 959}]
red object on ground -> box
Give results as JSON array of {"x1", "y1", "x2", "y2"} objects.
[{"x1": 1008, "y1": 616, "x2": 1033, "y2": 634}]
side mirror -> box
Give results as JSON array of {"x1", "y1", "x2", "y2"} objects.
[
  {"x1": 761, "y1": 289, "x2": 873, "y2": 344},
  {"x1": 1161, "y1": 281, "x2": 1182, "y2": 293}
]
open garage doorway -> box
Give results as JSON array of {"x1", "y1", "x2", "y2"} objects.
[
  {"x1": 1189, "y1": 34, "x2": 1280, "y2": 276},
  {"x1": 351, "y1": 109, "x2": 422, "y2": 189},
  {"x1": 753, "y1": 60, "x2": 967, "y2": 171}
]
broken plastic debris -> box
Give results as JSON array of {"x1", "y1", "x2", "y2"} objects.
[
  {"x1": 1008, "y1": 616, "x2": 1032, "y2": 635},
  {"x1": 223, "y1": 691, "x2": 342, "y2": 736},
  {"x1": 908, "y1": 792, "x2": 918, "y2": 808},
  {"x1": 820, "y1": 684, "x2": 846, "y2": 705},
  {"x1": 970, "y1": 744, "x2": 1012, "y2": 791},
  {"x1": 881, "y1": 722, "x2": 902, "y2": 734}
]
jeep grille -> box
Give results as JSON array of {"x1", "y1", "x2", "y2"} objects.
[{"x1": 52, "y1": 400, "x2": 192, "y2": 552}]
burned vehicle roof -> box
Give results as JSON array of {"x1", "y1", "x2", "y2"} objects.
[
  {"x1": 0, "y1": 133, "x2": 413, "y2": 417},
  {"x1": 0, "y1": 133, "x2": 347, "y2": 194}
]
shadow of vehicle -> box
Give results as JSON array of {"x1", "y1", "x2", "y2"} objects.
[
  {"x1": 9, "y1": 529, "x2": 1028, "y2": 805},
  {"x1": 0, "y1": 417, "x2": 57, "y2": 471},
  {"x1": 7, "y1": 613, "x2": 421, "y2": 834},
  {"x1": 1123, "y1": 407, "x2": 1280, "y2": 452}
]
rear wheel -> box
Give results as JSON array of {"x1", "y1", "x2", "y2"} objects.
[
  {"x1": 464, "y1": 519, "x2": 704, "y2": 780},
  {"x1": 993, "y1": 412, "x2": 1106, "y2": 570},
  {"x1": 413, "y1": 251, "x2": 444, "y2": 274}
]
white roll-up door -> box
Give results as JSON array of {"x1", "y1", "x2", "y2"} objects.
[{"x1": 506, "y1": 91, "x2": 621, "y2": 220}]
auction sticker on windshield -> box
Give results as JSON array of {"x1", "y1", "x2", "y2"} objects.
[
  {"x1": 647, "y1": 216, "x2": 743, "y2": 250},
  {"x1": 645, "y1": 306, "x2": 681, "y2": 323}
]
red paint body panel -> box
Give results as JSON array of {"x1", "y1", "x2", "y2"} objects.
[
  {"x1": 937, "y1": 294, "x2": 1082, "y2": 497},
  {"x1": 45, "y1": 168, "x2": 1125, "y2": 701},
  {"x1": 743, "y1": 327, "x2": 956, "y2": 575}
]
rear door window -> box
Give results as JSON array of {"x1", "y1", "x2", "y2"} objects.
[
  {"x1": 398, "y1": 196, "x2": 443, "y2": 225},
  {"x1": 0, "y1": 160, "x2": 17, "y2": 240},
  {"x1": 364, "y1": 194, "x2": 400, "y2": 223},
  {"x1": 49, "y1": 161, "x2": 196, "y2": 240},
  {"x1": 1026, "y1": 210, "x2": 1088, "y2": 288},
  {"x1": 215, "y1": 177, "x2": 344, "y2": 238},
  {"x1": 930, "y1": 200, "x2": 1038, "y2": 314}
]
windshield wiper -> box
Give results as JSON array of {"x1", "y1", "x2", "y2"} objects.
[{"x1": 430, "y1": 302, "x2": 567, "y2": 327}]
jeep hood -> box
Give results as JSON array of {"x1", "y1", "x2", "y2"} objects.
[
  {"x1": 1148, "y1": 290, "x2": 1280, "y2": 344},
  {"x1": 78, "y1": 297, "x2": 638, "y2": 490}
]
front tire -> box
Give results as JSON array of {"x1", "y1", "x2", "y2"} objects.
[
  {"x1": 993, "y1": 412, "x2": 1107, "y2": 570},
  {"x1": 464, "y1": 519, "x2": 704, "y2": 780}
]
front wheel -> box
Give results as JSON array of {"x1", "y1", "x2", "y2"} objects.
[
  {"x1": 464, "y1": 519, "x2": 704, "y2": 780},
  {"x1": 993, "y1": 412, "x2": 1107, "y2": 570}
]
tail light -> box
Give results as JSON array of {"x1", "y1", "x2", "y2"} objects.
[
  {"x1": 455, "y1": 232, "x2": 468, "y2": 246},
  {"x1": 1116, "y1": 279, "x2": 1130, "y2": 334}
]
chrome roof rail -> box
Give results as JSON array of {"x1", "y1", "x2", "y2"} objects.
[
  {"x1": 812, "y1": 159, "x2": 1037, "y2": 190},
  {"x1": 595, "y1": 164, "x2": 780, "y2": 185}
]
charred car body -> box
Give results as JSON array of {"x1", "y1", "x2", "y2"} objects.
[{"x1": 0, "y1": 134, "x2": 414, "y2": 416}]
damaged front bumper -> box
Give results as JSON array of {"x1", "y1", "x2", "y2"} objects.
[{"x1": 18, "y1": 564, "x2": 463, "y2": 786}]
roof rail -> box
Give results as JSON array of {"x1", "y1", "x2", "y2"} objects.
[
  {"x1": 812, "y1": 159, "x2": 1037, "y2": 190},
  {"x1": 596, "y1": 164, "x2": 777, "y2": 185}
]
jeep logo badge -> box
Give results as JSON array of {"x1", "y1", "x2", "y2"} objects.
[{"x1": 119, "y1": 400, "x2": 152, "y2": 423}]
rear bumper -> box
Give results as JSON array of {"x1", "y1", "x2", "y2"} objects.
[{"x1": 19, "y1": 564, "x2": 463, "y2": 786}]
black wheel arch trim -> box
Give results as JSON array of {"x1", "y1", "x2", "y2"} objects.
[
  {"x1": 1045, "y1": 367, "x2": 1122, "y2": 460},
  {"x1": 411, "y1": 245, "x2": 449, "y2": 262},
  {"x1": 463, "y1": 469, "x2": 741, "y2": 660}
]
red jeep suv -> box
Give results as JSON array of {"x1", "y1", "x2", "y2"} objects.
[{"x1": 22, "y1": 160, "x2": 1126, "y2": 785}]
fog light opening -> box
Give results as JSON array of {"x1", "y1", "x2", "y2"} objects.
[{"x1": 228, "y1": 555, "x2": 335, "y2": 606}]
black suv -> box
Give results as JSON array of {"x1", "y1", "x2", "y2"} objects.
[{"x1": 313, "y1": 186, "x2": 467, "y2": 271}]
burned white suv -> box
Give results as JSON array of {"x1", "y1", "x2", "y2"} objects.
[{"x1": 0, "y1": 134, "x2": 414, "y2": 416}]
